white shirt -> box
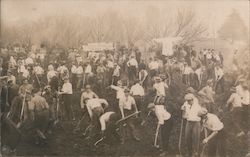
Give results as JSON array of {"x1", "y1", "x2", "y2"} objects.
[
  {"x1": 57, "y1": 65, "x2": 68, "y2": 74},
  {"x1": 183, "y1": 66, "x2": 194, "y2": 75},
  {"x1": 71, "y1": 65, "x2": 77, "y2": 74},
  {"x1": 203, "y1": 113, "x2": 224, "y2": 131},
  {"x1": 215, "y1": 67, "x2": 224, "y2": 80},
  {"x1": 236, "y1": 85, "x2": 250, "y2": 105},
  {"x1": 86, "y1": 98, "x2": 108, "y2": 110},
  {"x1": 149, "y1": 61, "x2": 159, "y2": 70},
  {"x1": 61, "y1": 82, "x2": 73, "y2": 94},
  {"x1": 75, "y1": 66, "x2": 83, "y2": 75},
  {"x1": 113, "y1": 66, "x2": 121, "y2": 77},
  {"x1": 155, "y1": 105, "x2": 171, "y2": 125},
  {"x1": 119, "y1": 96, "x2": 136, "y2": 110},
  {"x1": 86, "y1": 98, "x2": 108, "y2": 118},
  {"x1": 100, "y1": 111, "x2": 115, "y2": 131},
  {"x1": 130, "y1": 83, "x2": 145, "y2": 96},
  {"x1": 153, "y1": 82, "x2": 168, "y2": 96},
  {"x1": 107, "y1": 61, "x2": 114, "y2": 69},
  {"x1": 25, "y1": 57, "x2": 34, "y2": 65},
  {"x1": 85, "y1": 64, "x2": 92, "y2": 74},
  {"x1": 185, "y1": 100, "x2": 202, "y2": 122},
  {"x1": 127, "y1": 58, "x2": 138, "y2": 68},
  {"x1": 227, "y1": 93, "x2": 242, "y2": 108},
  {"x1": 34, "y1": 66, "x2": 44, "y2": 75},
  {"x1": 111, "y1": 85, "x2": 125, "y2": 99},
  {"x1": 22, "y1": 69, "x2": 30, "y2": 78},
  {"x1": 47, "y1": 70, "x2": 57, "y2": 83}
]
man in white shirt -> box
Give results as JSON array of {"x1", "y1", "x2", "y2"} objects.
[
  {"x1": 25, "y1": 56, "x2": 34, "y2": 66},
  {"x1": 110, "y1": 80, "x2": 125, "y2": 111},
  {"x1": 119, "y1": 88, "x2": 140, "y2": 143},
  {"x1": 182, "y1": 93, "x2": 202, "y2": 157},
  {"x1": 147, "y1": 96, "x2": 172, "y2": 156},
  {"x1": 153, "y1": 76, "x2": 168, "y2": 104},
  {"x1": 227, "y1": 87, "x2": 244, "y2": 137},
  {"x1": 58, "y1": 78, "x2": 73, "y2": 121},
  {"x1": 198, "y1": 108, "x2": 227, "y2": 157},
  {"x1": 214, "y1": 65, "x2": 224, "y2": 93},
  {"x1": 84, "y1": 98, "x2": 109, "y2": 137},
  {"x1": 130, "y1": 80, "x2": 145, "y2": 113},
  {"x1": 34, "y1": 63, "x2": 45, "y2": 85},
  {"x1": 47, "y1": 65, "x2": 57, "y2": 84}
]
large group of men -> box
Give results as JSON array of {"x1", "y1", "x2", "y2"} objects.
[{"x1": 0, "y1": 44, "x2": 249, "y2": 157}]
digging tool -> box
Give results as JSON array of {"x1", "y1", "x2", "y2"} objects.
[
  {"x1": 94, "y1": 137, "x2": 104, "y2": 146},
  {"x1": 154, "y1": 123, "x2": 160, "y2": 148},
  {"x1": 178, "y1": 118, "x2": 184, "y2": 157},
  {"x1": 141, "y1": 111, "x2": 152, "y2": 126},
  {"x1": 115, "y1": 111, "x2": 141, "y2": 125}
]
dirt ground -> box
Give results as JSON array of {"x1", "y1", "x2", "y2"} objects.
[{"x1": 3, "y1": 78, "x2": 250, "y2": 157}]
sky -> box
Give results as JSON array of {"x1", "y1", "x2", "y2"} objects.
[{"x1": 1, "y1": 0, "x2": 249, "y2": 37}]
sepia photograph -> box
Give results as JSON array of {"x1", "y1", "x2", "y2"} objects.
[{"x1": 0, "y1": 0, "x2": 249, "y2": 157}]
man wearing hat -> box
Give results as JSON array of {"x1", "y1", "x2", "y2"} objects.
[
  {"x1": 226, "y1": 87, "x2": 244, "y2": 137},
  {"x1": 111, "y1": 80, "x2": 125, "y2": 111},
  {"x1": 183, "y1": 93, "x2": 202, "y2": 157},
  {"x1": 153, "y1": 76, "x2": 168, "y2": 104},
  {"x1": 119, "y1": 88, "x2": 140, "y2": 143},
  {"x1": 147, "y1": 96, "x2": 172, "y2": 156},
  {"x1": 198, "y1": 108, "x2": 227, "y2": 157}
]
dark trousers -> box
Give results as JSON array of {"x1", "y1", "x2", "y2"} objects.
[
  {"x1": 185, "y1": 121, "x2": 201, "y2": 157},
  {"x1": 215, "y1": 77, "x2": 224, "y2": 93},
  {"x1": 133, "y1": 95, "x2": 142, "y2": 112},
  {"x1": 128, "y1": 66, "x2": 137, "y2": 84},
  {"x1": 62, "y1": 94, "x2": 73, "y2": 120},
  {"x1": 207, "y1": 129, "x2": 227, "y2": 157},
  {"x1": 231, "y1": 107, "x2": 243, "y2": 133},
  {"x1": 242, "y1": 104, "x2": 250, "y2": 133},
  {"x1": 105, "y1": 122, "x2": 121, "y2": 144},
  {"x1": 120, "y1": 109, "x2": 138, "y2": 141},
  {"x1": 161, "y1": 118, "x2": 173, "y2": 151},
  {"x1": 88, "y1": 107, "x2": 104, "y2": 137}
]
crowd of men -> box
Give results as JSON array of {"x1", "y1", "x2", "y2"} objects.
[{"x1": 0, "y1": 44, "x2": 249, "y2": 157}]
